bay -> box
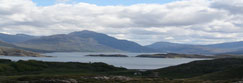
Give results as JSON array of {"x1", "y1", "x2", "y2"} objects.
[{"x1": 0, "y1": 52, "x2": 206, "y2": 69}]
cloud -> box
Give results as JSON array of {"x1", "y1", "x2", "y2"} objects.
[
  {"x1": 0, "y1": 0, "x2": 242, "y2": 45},
  {"x1": 55, "y1": 0, "x2": 71, "y2": 3},
  {"x1": 211, "y1": 0, "x2": 243, "y2": 14}
]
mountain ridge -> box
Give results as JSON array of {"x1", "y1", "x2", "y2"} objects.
[
  {"x1": 0, "y1": 33, "x2": 37, "y2": 43},
  {"x1": 16, "y1": 34, "x2": 122, "y2": 52},
  {"x1": 69, "y1": 30, "x2": 155, "y2": 52},
  {"x1": 146, "y1": 41, "x2": 243, "y2": 54},
  {"x1": 1, "y1": 30, "x2": 243, "y2": 54},
  {"x1": 15, "y1": 30, "x2": 155, "y2": 52}
]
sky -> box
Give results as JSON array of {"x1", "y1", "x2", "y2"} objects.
[
  {"x1": 0, "y1": 0, "x2": 243, "y2": 45},
  {"x1": 32, "y1": 0, "x2": 178, "y2": 6}
]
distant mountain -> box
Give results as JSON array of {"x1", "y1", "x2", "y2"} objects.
[
  {"x1": 68, "y1": 30, "x2": 155, "y2": 52},
  {"x1": 9, "y1": 30, "x2": 243, "y2": 54},
  {"x1": 205, "y1": 41, "x2": 243, "y2": 50},
  {"x1": 0, "y1": 33, "x2": 37, "y2": 43},
  {"x1": 16, "y1": 34, "x2": 121, "y2": 52},
  {"x1": 0, "y1": 39, "x2": 51, "y2": 53},
  {"x1": 219, "y1": 49, "x2": 243, "y2": 55},
  {"x1": 0, "y1": 40, "x2": 17, "y2": 48},
  {"x1": 201, "y1": 41, "x2": 243, "y2": 55},
  {"x1": 146, "y1": 42, "x2": 229, "y2": 54},
  {"x1": 15, "y1": 30, "x2": 154, "y2": 52}
]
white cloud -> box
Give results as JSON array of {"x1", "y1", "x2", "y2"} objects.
[
  {"x1": 211, "y1": 0, "x2": 243, "y2": 14},
  {"x1": 0, "y1": 0, "x2": 242, "y2": 45},
  {"x1": 55, "y1": 0, "x2": 71, "y2": 3}
]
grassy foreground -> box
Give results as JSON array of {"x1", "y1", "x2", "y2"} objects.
[{"x1": 0, "y1": 58, "x2": 243, "y2": 83}]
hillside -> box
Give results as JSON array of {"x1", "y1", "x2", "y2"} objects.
[
  {"x1": 220, "y1": 50, "x2": 243, "y2": 55},
  {"x1": 145, "y1": 58, "x2": 243, "y2": 79},
  {"x1": 0, "y1": 47, "x2": 44, "y2": 57},
  {"x1": 204, "y1": 41, "x2": 243, "y2": 55},
  {"x1": 0, "y1": 40, "x2": 17, "y2": 48},
  {"x1": 0, "y1": 59, "x2": 126, "y2": 76},
  {"x1": 146, "y1": 41, "x2": 243, "y2": 54},
  {"x1": 0, "y1": 33, "x2": 37, "y2": 43},
  {"x1": 146, "y1": 42, "x2": 227, "y2": 54},
  {"x1": 194, "y1": 65, "x2": 243, "y2": 80},
  {"x1": 0, "y1": 58, "x2": 243, "y2": 82},
  {"x1": 4, "y1": 31, "x2": 243, "y2": 54},
  {"x1": 0, "y1": 40, "x2": 48, "y2": 53},
  {"x1": 205, "y1": 41, "x2": 243, "y2": 50},
  {"x1": 16, "y1": 30, "x2": 155, "y2": 52},
  {"x1": 69, "y1": 30, "x2": 155, "y2": 52},
  {"x1": 16, "y1": 34, "x2": 121, "y2": 52}
]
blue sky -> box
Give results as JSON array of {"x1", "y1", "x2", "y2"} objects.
[{"x1": 32, "y1": 0, "x2": 179, "y2": 6}]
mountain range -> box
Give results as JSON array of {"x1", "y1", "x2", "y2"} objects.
[
  {"x1": 0, "y1": 33, "x2": 37, "y2": 43},
  {"x1": 146, "y1": 41, "x2": 243, "y2": 55},
  {"x1": 14, "y1": 30, "x2": 154, "y2": 53},
  {"x1": 145, "y1": 42, "x2": 229, "y2": 54},
  {"x1": 0, "y1": 30, "x2": 243, "y2": 55}
]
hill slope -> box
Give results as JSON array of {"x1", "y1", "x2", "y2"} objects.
[
  {"x1": 69, "y1": 30, "x2": 155, "y2": 52},
  {"x1": 16, "y1": 34, "x2": 121, "y2": 52},
  {"x1": 205, "y1": 41, "x2": 243, "y2": 50},
  {"x1": 146, "y1": 58, "x2": 243, "y2": 80},
  {"x1": 0, "y1": 40, "x2": 17, "y2": 48},
  {"x1": 146, "y1": 41, "x2": 243, "y2": 54},
  {"x1": 0, "y1": 47, "x2": 44, "y2": 57},
  {"x1": 16, "y1": 30, "x2": 155, "y2": 52},
  {"x1": 205, "y1": 41, "x2": 243, "y2": 54},
  {"x1": 0, "y1": 33, "x2": 37, "y2": 43},
  {"x1": 0, "y1": 40, "x2": 44, "y2": 57},
  {"x1": 146, "y1": 42, "x2": 227, "y2": 54}
]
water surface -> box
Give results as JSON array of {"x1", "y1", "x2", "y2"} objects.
[{"x1": 0, "y1": 52, "x2": 206, "y2": 69}]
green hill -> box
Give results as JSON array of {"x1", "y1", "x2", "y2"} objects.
[
  {"x1": 194, "y1": 65, "x2": 243, "y2": 80},
  {"x1": 0, "y1": 58, "x2": 243, "y2": 82},
  {"x1": 145, "y1": 58, "x2": 243, "y2": 79},
  {"x1": 0, "y1": 59, "x2": 126, "y2": 76}
]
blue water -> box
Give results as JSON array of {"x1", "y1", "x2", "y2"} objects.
[{"x1": 0, "y1": 52, "x2": 206, "y2": 69}]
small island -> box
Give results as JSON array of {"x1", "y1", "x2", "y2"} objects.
[
  {"x1": 136, "y1": 53, "x2": 213, "y2": 58},
  {"x1": 86, "y1": 54, "x2": 128, "y2": 57},
  {"x1": 0, "y1": 47, "x2": 46, "y2": 57}
]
